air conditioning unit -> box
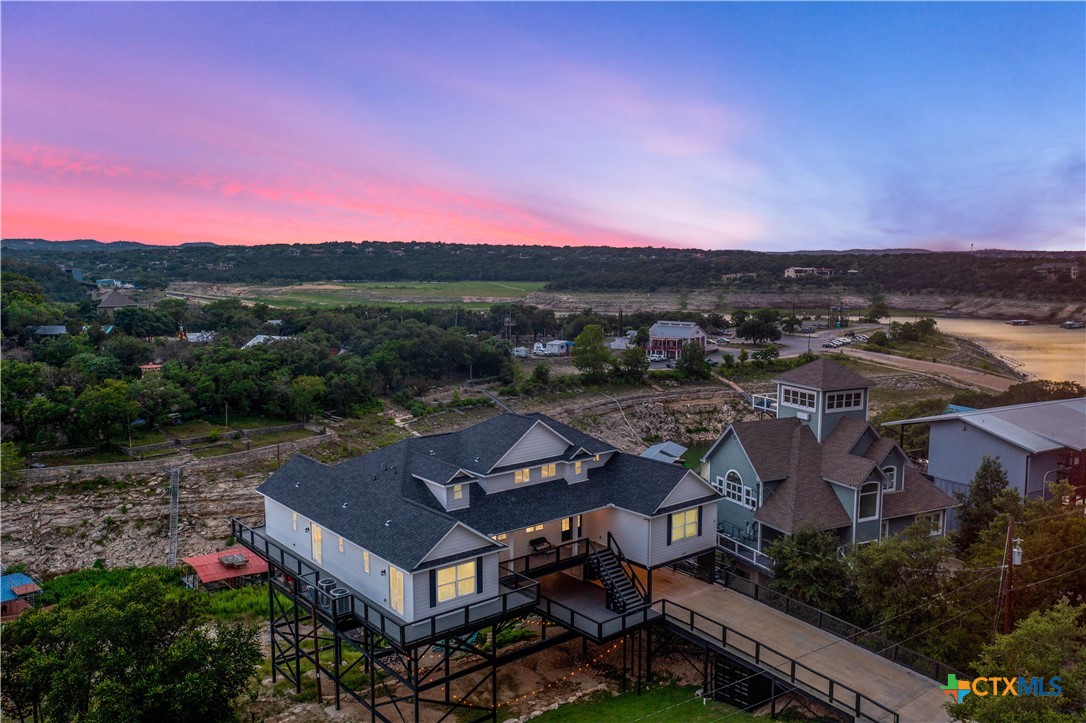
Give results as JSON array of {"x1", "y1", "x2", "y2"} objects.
[{"x1": 796, "y1": 411, "x2": 809, "y2": 420}]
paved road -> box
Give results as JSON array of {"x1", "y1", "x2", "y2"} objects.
[{"x1": 651, "y1": 568, "x2": 951, "y2": 722}]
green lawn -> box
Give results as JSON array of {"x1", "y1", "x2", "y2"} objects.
[
  {"x1": 243, "y1": 280, "x2": 547, "y2": 308},
  {"x1": 190, "y1": 428, "x2": 318, "y2": 458},
  {"x1": 531, "y1": 686, "x2": 765, "y2": 722}
]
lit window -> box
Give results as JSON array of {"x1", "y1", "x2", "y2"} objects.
[
  {"x1": 311, "y1": 524, "x2": 323, "y2": 564},
  {"x1": 525, "y1": 523, "x2": 544, "y2": 533},
  {"x1": 542, "y1": 463, "x2": 557, "y2": 477},
  {"x1": 363, "y1": 550, "x2": 370, "y2": 574},
  {"x1": 338, "y1": 536, "x2": 344, "y2": 553},
  {"x1": 781, "y1": 387, "x2": 815, "y2": 409},
  {"x1": 436, "y1": 561, "x2": 477, "y2": 603},
  {"x1": 453, "y1": 484, "x2": 463, "y2": 500},
  {"x1": 292, "y1": 512, "x2": 298, "y2": 531},
  {"x1": 670, "y1": 509, "x2": 700, "y2": 543},
  {"x1": 491, "y1": 533, "x2": 507, "y2": 541},
  {"x1": 826, "y1": 391, "x2": 864, "y2": 411},
  {"x1": 593, "y1": 454, "x2": 601, "y2": 462},
  {"x1": 882, "y1": 466, "x2": 897, "y2": 491},
  {"x1": 858, "y1": 482, "x2": 879, "y2": 520},
  {"x1": 515, "y1": 468, "x2": 530, "y2": 484},
  {"x1": 574, "y1": 461, "x2": 583, "y2": 474}
]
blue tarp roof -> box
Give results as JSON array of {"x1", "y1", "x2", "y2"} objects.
[{"x1": 1, "y1": 573, "x2": 36, "y2": 603}]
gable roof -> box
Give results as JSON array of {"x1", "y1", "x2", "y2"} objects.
[
  {"x1": 821, "y1": 417, "x2": 878, "y2": 487},
  {"x1": 882, "y1": 468, "x2": 958, "y2": 519},
  {"x1": 242, "y1": 334, "x2": 291, "y2": 349},
  {"x1": 641, "y1": 441, "x2": 688, "y2": 464},
  {"x1": 728, "y1": 418, "x2": 802, "y2": 481},
  {"x1": 773, "y1": 358, "x2": 873, "y2": 391},
  {"x1": 649, "y1": 321, "x2": 705, "y2": 339},
  {"x1": 882, "y1": 398, "x2": 1086, "y2": 453},
  {"x1": 97, "y1": 290, "x2": 139, "y2": 308},
  {"x1": 0, "y1": 573, "x2": 39, "y2": 603},
  {"x1": 258, "y1": 412, "x2": 688, "y2": 570},
  {"x1": 754, "y1": 424, "x2": 853, "y2": 532}
]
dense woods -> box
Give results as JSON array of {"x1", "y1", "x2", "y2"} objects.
[{"x1": 3, "y1": 239, "x2": 1083, "y2": 300}]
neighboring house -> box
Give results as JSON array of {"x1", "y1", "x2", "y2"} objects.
[
  {"x1": 138, "y1": 363, "x2": 163, "y2": 376},
  {"x1": 640, "y1": 441, "x2": 688, "y2": 465},
  {"x1": 883, "y1": 398, "x2": 1086, "y2": 528},
  {"x1": 648, "y1": 321, "x2": 707, "y2": 360},
  {"x1": 0, "y1": 572, "x2": 41, "y2": 622},
  {"x1": 242, "y1": 334, "x2": 292, "y2": 349},
  {"x1": 250, "y1": 412, "x2": 720, "y2": 626},
  {"x1": 1033, "y1": 262, "x2": 1080, "y2": 280},
  {"x1": 185, "y1": 331, "x2": 217, "y2": 343},
  {"x1": 784, "y1": 267, "x2": 834, "y2": 279},
  {"x1": 609, "y1": 337, "x2": 631, "y2": 351},
  {"x1": 96, "y1": 290, "x2": 140, "y2": 316},
  {"x1": 703, "y1": 359, "x2": 955, "y2": 580},
  {"x1": 34, "y1": 325, "x2": 68, "y2": 337},
  {"x1": 181, "y1": 546, "x2": 269, "y2": 591}
]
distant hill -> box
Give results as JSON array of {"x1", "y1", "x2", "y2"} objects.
[{"x1": 1, "y1": 238, "x2": 165, "y2": 253}]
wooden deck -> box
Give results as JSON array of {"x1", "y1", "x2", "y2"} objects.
[{"x1": 651, "y1": 568, "x2": 951, "y2": 722}]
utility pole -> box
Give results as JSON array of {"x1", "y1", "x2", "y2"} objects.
[
  {"x1": 1003, "y1": 517, "x2": 1023, "y2": 634},
  {"x1": 225, "y1": 401, "x2": 229, "y2": 433}
]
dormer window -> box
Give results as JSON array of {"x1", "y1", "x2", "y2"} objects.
[
  {"x1": 514, "y1": 468, "x2": 530, "y2": 484},
  {"x1": 781, "y1": 387, "x2": 816, "y2": 409},
  {"x1": 858, "y1": 482, "x2": 879, "y2": 520},
  {"x1": 826, "y1": 391, "x2": 864, "y2": 411},
  {"x1": 452, "y1": 484, "x2": 463, "y2": 500},
  {"x1": 882, "y1": 466, "x2": 897, "y2": 491}
]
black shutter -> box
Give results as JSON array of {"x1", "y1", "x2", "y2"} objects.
[
  {"x1": 666, "y1": 513, "x2": 673, "y2": 546},
  {"x1": 429, "y1": 569, "x2": 437, "y2": 607},
  {"x1": 475, "y1": 558, "x2": 482, "y2": 594},
  {"x1": 697, "y1": 506, "x2": 703, "y2": 537}
]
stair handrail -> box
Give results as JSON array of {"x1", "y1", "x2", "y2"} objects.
[
  {"x1": 606, "y1": 532, "x2": 648, "y2": 601},
  {"x1": 585, "y1": 541, "x2": 620, "y2": 611}
]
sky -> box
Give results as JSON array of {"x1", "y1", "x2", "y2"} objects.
[{"x1": 2, "y1": 2, "x2": 1084, "y2": 252}]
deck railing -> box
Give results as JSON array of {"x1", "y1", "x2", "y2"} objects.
[
  {"x1": 232, "y1": 518, "x2": 539, "y2": 648},
  {"x1": 502, "y1": 537, "x2": 589, "y2": 578},
  {"x1": 654, "y1": 599, "x2": 899, "y2": 723},
  {"x1": 715, "y1": 568, "x2": 965, "y2": 684},
  {"x1": 717, "y1": 533, "x2": 775, "y2": 572}
]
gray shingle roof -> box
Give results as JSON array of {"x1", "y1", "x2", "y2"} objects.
[
  {"x1": 754, "y1": 424, "x2": 853, "y2": 532},
  {"x1": 649, "y1": 321, "x2": 706, "y2": 339},
  {"x1": 882, "y1": 468, "x2": 958, "y2": 519},
  {"x1": 257, "y1": 412, "x2": 691, "y2": 570},
  {"x1": 773, "y1": 358, "x2": 873, "y2": 391},
  {"x1": 730, "y1": 418, "x2": 802, "y2": 482}
]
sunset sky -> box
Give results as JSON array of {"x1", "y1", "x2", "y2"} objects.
[{"x1": 2, "y1": 3, "x2": 1083, "y2": 251}]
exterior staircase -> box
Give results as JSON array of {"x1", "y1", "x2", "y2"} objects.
[{"x1": 588, "y1": 535, "x2": 647, "y2": 613}]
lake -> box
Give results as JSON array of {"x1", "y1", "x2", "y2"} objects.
[{"x1": 935, "y1": 318, "x2": 1086, "y2": 385}]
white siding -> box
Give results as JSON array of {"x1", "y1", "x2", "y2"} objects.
[
  {"x1": 581, "y1": 507, "x2": 650, "y2": 566},
  {"x1": 657, "y1": 471, "x2": 715, "y2": 510},
  {"x1": 647, "y1": 503, "x2": 717, "y2": 567},
  {"x1": 419, "y1": 524, "x2": 494, "y2": 563},
  {"x1": 263, "y1": 497, "x2": 406, "y2": 618},
  {"x1": 492, "y1": 422, "x2": 571, "y2": 469},
  {"x1": 411, "y1": 551, "x2": 502, "y2": 619}
]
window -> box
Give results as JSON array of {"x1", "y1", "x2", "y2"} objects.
[
  {"x1": 515, "y1": 468, "x2": 530, "y2": 484},
  {"x1": 922, "y1": 511, "x2": 944, "y2": 536},
  {"x1": 292, "y1": 512, "x2": 298, "y2": 531},
  {"x1": 561, "y1": 516, "x2": 574, "y2": 542},
  {"x1": 826, "y1": 391, "x2": 864, "y2": 411},
  {"x1": 389, "y1": 566, "x2": 404, "y2": 614},
  {"x1": 593, "y1": 454, "x2": 600, "y2": 462},
  {"x1": 525, "y1": 523, "x2": 543, "y2": 533},
  {"x1": 781, "y1": 387, "x2": 815, "y2": 409},
  {"x1": 542, "y1": 463, "x2": 557, "y2": 477},
  {"x1": 882, "y1": 466, "x2": 897, "y2": 491},
  {"x1": 574, "y1": 461, "x2": 583, "y2": 474},
  {"x1": 338, "y1": 536, "x2": 345, "y2": 554},
  {"x1": 858, "y1": 482, "x2": 879, "y2": 520},
  {"x1": 311, "y1": 524, "x2": 323, "y2": 565},
  {"x1": 435, "y1": 561, "x2": 477, "y2": 604},
  {"x1": 720, "y1": 470, "x2": 755, "y2": 509},
  {"x1": 491, "y1": 533, "x2": 507, "y2": 541},
  {"x1": 363, "y1": 550, "x2": 370, "y2": 574},
  {"x1": 452, "y1": 484, "x2": 463, "y2": 500},
  {"x1": 670, "y1": 508, "x2": 700, "y2": 543}
]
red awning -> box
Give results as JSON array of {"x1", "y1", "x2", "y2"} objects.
[{"x1": 181, "y1": 546, "x2": 268, "y2": 585}]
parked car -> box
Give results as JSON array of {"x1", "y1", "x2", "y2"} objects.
[
  {"x1": 648, "y1": 352, "x2": 666, "y2": 363},
  {"x1": 705, "y1": 357, "x2": 718, "y2": 367},
  {"x1": 665, "y1": 359, "x2": 676, "y2": 368}
]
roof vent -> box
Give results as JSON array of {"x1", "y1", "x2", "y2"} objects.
[
  {"x1": 342, "y1": 502, "x2": 349, "y2": 508},
  {"x1": 474, "y1": 456, "x2": 480, "y2": 463},
  {"x1": 385, "y1": 520, "x2": 392, "y2": 527},
  {"x1": 372, "y1": 473, "x2": 377, "y2": 480},
  {"x1": 429, "y1": 450, "x2": 435, "y2": 456},
  {"x1": 295, "y1": 482, "x2": 300, "y2": 488}
]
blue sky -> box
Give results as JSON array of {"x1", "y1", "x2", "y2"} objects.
[{"x1": 3, "y1": 2, "x2": 1083, "y2": 250}]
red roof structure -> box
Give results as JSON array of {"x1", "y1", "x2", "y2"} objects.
[
  {"x1": 10, "y1": 582, "x2": 41, "y2": 597},
  {"x1": 181, "y1": 546, "x2": 268, "y2": 586}
]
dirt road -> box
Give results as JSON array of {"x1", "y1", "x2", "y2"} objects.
[{"x1": 839, "y1": 347, "x2": 1017, "y2": 393}]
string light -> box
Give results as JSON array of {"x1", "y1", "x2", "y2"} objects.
[{"x1": 497, "y1": 636, "x2": 627, "y2": 709}]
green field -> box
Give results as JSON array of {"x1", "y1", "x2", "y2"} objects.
[
  {"x1": 244, "y1": 280, "x2": 548, "y2": 308},
  {"x1": 531, "y1": 686, "x2": 764, "y2": 722}
]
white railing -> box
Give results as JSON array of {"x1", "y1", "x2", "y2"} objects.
[
  {"x1": 751, "y1": 393, "x2": 777, "y2": 414},
  {"x1": 718, "y1": 533, "x2": 775, "y2": 572}
]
